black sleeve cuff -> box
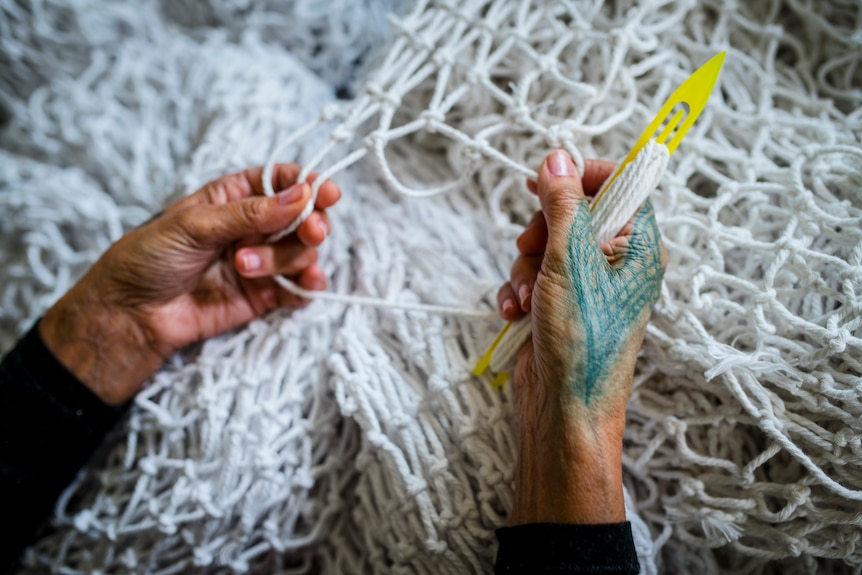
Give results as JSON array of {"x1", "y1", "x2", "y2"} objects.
[
  {"x1": 495, "y1": 522, "x2": 640, "y2": 574},
  {"x1": 7, "y1": 321, "x2": 128, "y2": 428},
  {"x1": 0, "y1": 321, "x2": 128, "y2": 569}
]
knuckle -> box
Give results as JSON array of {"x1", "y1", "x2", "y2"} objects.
[
  {"x1": 175, "y1": 208, "x2": 205, "y2": 240},
  {"x1": 239, "y1": 199, "x2": 267, "y2": 230},
  {"x1": 546, "y1": 192, "x2": 578, "y2": 214},
  {"x1": 547, "y1": 178, "x2": 585, "y2": 202}
]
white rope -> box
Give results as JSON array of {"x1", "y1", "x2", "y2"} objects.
[{"x1": 273, "y1": 275, "x2": 499, "y2": 319}]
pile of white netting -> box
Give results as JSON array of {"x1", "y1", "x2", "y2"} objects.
[{"x1": 1, "y1": 0, "x2": 860, "y2": 573}]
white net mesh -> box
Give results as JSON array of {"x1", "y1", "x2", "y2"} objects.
[{"x1": 1, "y1": 0, "x2": 861, "y2": 573}]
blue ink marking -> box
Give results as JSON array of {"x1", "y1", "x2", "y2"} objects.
[{"x1": 565, "y1": 200, "x2": 664, "y2": 404}]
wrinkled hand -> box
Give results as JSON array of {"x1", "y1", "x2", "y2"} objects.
[
  {"x1": 497, "y1": 150, "x2": 666, "y2": 525},
  {"x1": 40, "y1": 163, "x2": 340, "y2": 405}
]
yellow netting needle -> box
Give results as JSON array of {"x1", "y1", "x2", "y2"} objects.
[
  {"x1": 472, "y1": 321, "x2": 511, "y2": 377},
  {"x1": 475, "y1": 51, "x2": 726, "y2": 382}
]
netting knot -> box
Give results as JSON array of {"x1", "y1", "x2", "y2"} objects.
[
  {"x1": 363, "y1": 130, "x2": 386, "y2": 150},
  {"x1": 464, "y1": 139, "x2": 490, "y2": 159},
  {"x1": 506, "y1": 102, "x2": 532, "y2": 125},
  {"x1": 431, "y1": 51, "x2": 454, "y2": 67},
  {"x1": 662, "y1": 417, "x2": 685, "y2": 435},
  {"x1": 538, "y1": 55, "x2": 557, "y2": 72},
  {"x1": 158, "y1": 515, "x2": 178, "y2": 535},
  {"x1": 194, "y1": 548, "x2": 214, "y2": 566},
  {"x1": 822, "y1": 328, "x2": 849, "y2": 353},
  {"x1": 421, "y1": 109, "x2": 445, "y2": 129},
  {"x1": 426, "y1": 538, "x2": 449, "y2": 553},
  {"x1": 762, "y1": 418, "x2": 784, "y2": 433},
  {"x1": 390, "y1": 412, "x2": 410, "y2": 429},
  {"x1": 784, "y1": 484, "x2": 811, "y2": 505},
  {"x1": 429, "y1": 459, "x2": 449, "y2": 476},
  {"x1": 139, "y1": 457, "x2": 158, "y2": 475},
  {"x1": 406, "y1": 477, "x2": 427, "y2": 497},
  {"x1": 786, "y1": 539, "x2": 804, "y2": 557},
  {"x1": 366, "y1": 82, "x2": 401, "y2": 108},
  {"x1": 73, "y1": 510, "x2": 95, "y2": 532},
  {"x1": 321, "y1": 102, "x2": 342, "y2": 122},
  {"x1": 428, "y1": 374, "x2": 449, "y2": 393},
  {"x1": 754, "y1": 288, "x2": 777, "y2": 305},
  {"x1": 331, "y1": 125, "x2": 353, "y2": 143},
  {"x1": 545, "y1": 124, "x2": 571, "y2": 148},
  {"x1": 834, "y1": 428, "x2": 855, "y2": 448},
  {"x1": 840, "y1": 266, "x2": 862, "y2": 284}
]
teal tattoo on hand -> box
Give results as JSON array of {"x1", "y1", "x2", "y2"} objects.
[{"x1": 565, "y1": 200, "x2": 664, "y2": 404}]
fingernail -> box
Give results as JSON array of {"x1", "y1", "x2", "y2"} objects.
[
  {"x1": 501, "y1": 298, "x2": 514, "y2": 315},
  {"x1": 241, "y1": 252, "x2": 261, "y2": 271},
  {"x1": 547, "y1": 150, "x2": 575, "y2": 176},
  {"x1": 317, "y1": 217, "x2": 329, "y2": 238},
  {"x1": 518, "y1": 284, "x2": 531, "y2": 309},
  {"x1": 277, "y1": 182, "x2": 306, "y2": 205}
]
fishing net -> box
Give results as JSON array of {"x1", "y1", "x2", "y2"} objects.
[{"x1": 1, "y1": 0, "x2": 860, "y2": 573}]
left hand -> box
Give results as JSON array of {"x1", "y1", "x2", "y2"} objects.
[
  {"x1": 496, "y1": 150, "x2": 666, "y2": 525},
  {"x1": 40, "y1": 163, "x2": 341, "y2": 405}
]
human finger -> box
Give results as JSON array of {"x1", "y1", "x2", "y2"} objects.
[
  {"x1": 510, "y1": 254, "x2": 542, "y2": 313},
  {"x1": 297, "y1": 210, "x2": 331, "y2": 247},
  {"x1": 168, "y1": 163, "x2": 303, "y2": 213},
  {"x1": 183, "y1": 182, "x2": 311, "y2": 246},
  {"x1": 234, "y1": 239, "x2": 319, "y2": 278},
  {"x1": 497, "y1": 282, "x2": 525, "y2": 321},
  {"x1": 598, "y1": 212, "x2": 637, "y2": 266},
  {"x1": 536, "y1": 149, "x2": 600, "y2": 263},
  {"x1": 516, "y1": 211, "x2": 548, "y2": 256},
  {"x1": 526, "y1": 159, "x2": 615, "y2": 198}
]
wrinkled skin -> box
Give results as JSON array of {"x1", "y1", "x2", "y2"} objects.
[{"x1": 40, "y1": 163, "x2": 341, "y2": 405}]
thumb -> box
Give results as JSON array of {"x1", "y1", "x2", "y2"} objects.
[
  {"x1": 537, "y1": 150, "x2": 599, "y2": 258},
  {"x1": 186, "y1": 182, "x2": 311, "y2": 246}
]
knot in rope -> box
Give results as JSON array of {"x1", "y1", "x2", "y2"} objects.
[{"x1": 420, "y1": 108, "x2": 445, "y2": 129}]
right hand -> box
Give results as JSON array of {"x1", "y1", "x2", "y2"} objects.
[{"x1": 497, "y1": 149, "x2": 666, "y2": 525}]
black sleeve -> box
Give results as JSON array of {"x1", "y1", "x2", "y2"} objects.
[
  {"x1": 495, "y1": 522, "x2": 640, "y2": 574},
  {"x1": 0, "y1": 322, "x2": 128, "y2": 570}
]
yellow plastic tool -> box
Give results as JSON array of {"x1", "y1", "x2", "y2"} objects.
[{"x1": 474, "y1": 51, "x2": 726, "y2": 383}]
